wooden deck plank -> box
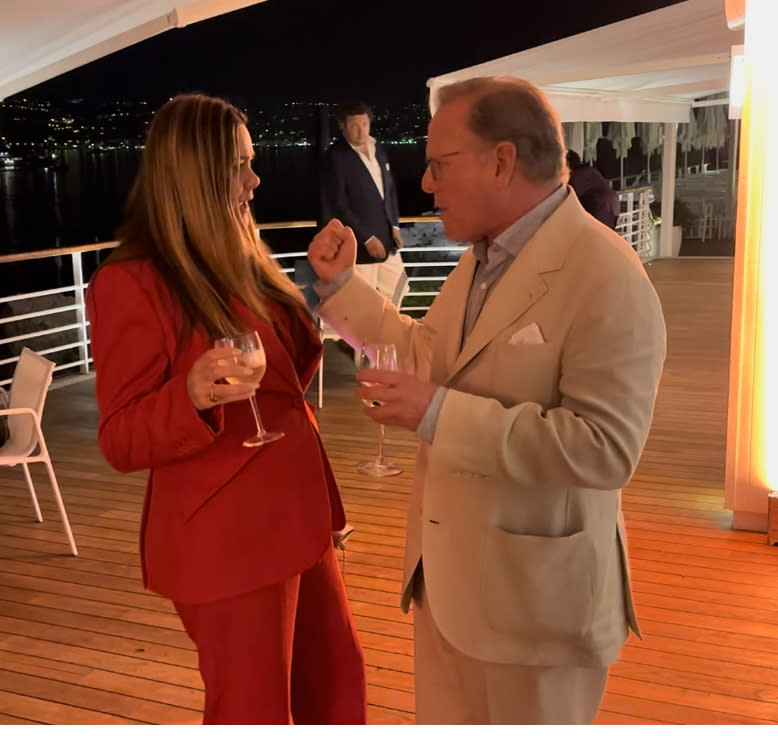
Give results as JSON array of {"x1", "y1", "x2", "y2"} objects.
[{"x1": 2, "y1": 257, "x2": 778, "y2": 724}]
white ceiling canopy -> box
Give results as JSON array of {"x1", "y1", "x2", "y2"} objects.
[
  {"x1": 0, "y1": 0, "x2": 269, "y2": 101},
  {"x1": 427, "y1": 0, "x2": 744, "y2": 123}
]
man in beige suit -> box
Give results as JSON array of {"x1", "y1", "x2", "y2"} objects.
[{"x1": 308, "y1": 77, "x2": 666, "y2": 724}]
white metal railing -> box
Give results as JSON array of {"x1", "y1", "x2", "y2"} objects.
[
  {"x1": 0, "y1": 196, "x2": 653, "y2": 387},
  {"x1": 616, "y1": 186, "x2": 655, "y2": 260},
  {"x1": 0, "y1": 249, "x2": 98, "y2": 387},
  {"x1": 0, "y1": 217, "x2": 451, "y2": 387}
]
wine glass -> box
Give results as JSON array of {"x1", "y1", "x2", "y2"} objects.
[
  {"x1": 214, "y1": 330, "x2": 284, "y2": 448},
  {"x1": 355, "y1": 343, "x2": 403, "y2": 477}
]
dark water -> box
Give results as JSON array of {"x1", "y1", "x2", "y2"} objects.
[
  {"x1": 0, "y1": 143, "x2": 433, "y2": 294},
  {"x1": 0, "y1": 143, "x2": 432, "y2": 253}
]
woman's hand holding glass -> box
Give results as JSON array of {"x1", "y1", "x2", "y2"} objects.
[
  {"x1": 214, "y1": 331, "x2": 284, "y2": 447},
  {"x1": 187, "y1": 345, "x2": 259, "y2": 411}
]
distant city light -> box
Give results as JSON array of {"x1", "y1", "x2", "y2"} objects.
[{"x1": 0, "y1": 97, "x2": 430, "y2": 155}]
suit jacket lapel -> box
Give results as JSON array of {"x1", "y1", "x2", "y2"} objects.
[
  {"x1": 430, "y1": 249, "x2": 475, "y2": 386},
  {"x1": 446, "y1": 267, "x2": 549, "y2": 382},
  {"x1": 256, "y1": 320, "x2": 300, "y2": 394},
  {"x1": 295, "y1": 315, "x2": 325, "y2": 391},
  {"x1": 444, "y1": 193, "x2": 582, "y2": 383},
  {"x1": 229, "y1": 300, "x2": 304, "y2": 396}
]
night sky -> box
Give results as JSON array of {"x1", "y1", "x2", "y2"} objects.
[{"x1": 21, "y1": 0, "x2": 686, "y2": 107}]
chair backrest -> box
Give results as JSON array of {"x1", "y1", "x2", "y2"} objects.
[
  {"x1": 7, "y1": 347, "x2": 54, "y2": 456},
  {"x1": 390, "y1": 270, "x2": 409, "y2": 308}
]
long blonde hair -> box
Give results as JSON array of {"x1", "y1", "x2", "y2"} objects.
[{"x1": 109, "y1": 93, "x2": 307, "y2": 341}]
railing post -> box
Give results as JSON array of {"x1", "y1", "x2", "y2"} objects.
[
  {"x1": 626, "y1": 192, "x2": 637, "y2": 250},
  {"x1": 640, "y1": 190, "x2": 651, "y2": 257},
  {"x1": 71, "y1": 252, "x2": 90, "y2": 374}
]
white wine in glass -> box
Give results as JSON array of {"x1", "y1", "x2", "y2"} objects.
[
  {"x1": 354, "y1": 343, "x2": 403, "y2": 477},
  {"x1": 224, "y1": 348, "x2": 266, "y2": 385},
  {"x1": 215, "y1": 331, "x2": 284, "y2": 448},
  {"x1": 355, "y1": 347, "x2": 381, "y2": 407}
]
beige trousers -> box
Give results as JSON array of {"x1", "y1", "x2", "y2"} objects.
[{"x1": 413, "y1": 573, "x2": 609, "y2": 724}]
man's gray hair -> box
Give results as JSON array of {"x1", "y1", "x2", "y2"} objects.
[{"x1": 434, "y1": 76, "x2": 566, "y2": 184}]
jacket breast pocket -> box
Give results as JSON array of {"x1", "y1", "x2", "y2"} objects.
[
  {"x1": 482, "y1": 526, "x2": 594, "y2": 643},
  {"x1": 486, "y1": 341, "x2": 559, "y2": 407}
]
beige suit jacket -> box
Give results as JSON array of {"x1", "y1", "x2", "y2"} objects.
[{"x1": 318, "y1": 193, "x2": 666, "y2": 668}]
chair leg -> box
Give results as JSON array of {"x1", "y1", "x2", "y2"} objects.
[
  {"x1": 22, "y1": 463, "x2": 43, "y2": 522},
  {"x1": 42, "y1": 458, "x2": 78, "y2": 556}
]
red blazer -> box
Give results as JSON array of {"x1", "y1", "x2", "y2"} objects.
[{"x1": 87, "y1": 259, "x2": 345, "y2": 605}]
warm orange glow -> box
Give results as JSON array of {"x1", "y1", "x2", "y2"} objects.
[
  {"x1": 744, "y1": 0, "x2": 778, "y2": 489},
  {"x1": 725, "y1": 0, "x2": 778, "y2": 528}
]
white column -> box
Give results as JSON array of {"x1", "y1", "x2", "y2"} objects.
[{"x1": 659, "y1": 122, "x2": 678, "y2": 257}]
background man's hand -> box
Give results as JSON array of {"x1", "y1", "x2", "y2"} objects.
[
  {"x1": 365, "y1": 235, "x2": 387, "y2": 260},
  {"x1": 308, "y1": 218, "x2": 357, "y2": 282}
]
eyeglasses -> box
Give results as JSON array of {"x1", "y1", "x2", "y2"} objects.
[
  {"x1": 424, "y1": 150, "x2": 467, "y2": 181},
  {"x1": 424, "y1": 148, "x2": 491, "y2": 181}
]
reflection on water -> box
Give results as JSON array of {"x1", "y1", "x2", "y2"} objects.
[
  {"x1": 0, "y1": 143, "x2": 432, "y2": 297},
  {"x1": 0, "y1": 143, "x2": 432, "y2": 256},
  {"x1": 0, "y1": 148, "x2": 137, "y2": 255}
]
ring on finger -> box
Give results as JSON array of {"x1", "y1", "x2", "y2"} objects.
[{"x1": 209, "y1": 386, "x2": 219, "y2": 403}]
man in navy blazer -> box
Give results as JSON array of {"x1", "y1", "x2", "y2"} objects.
[{"x1": 319, "y1": 101, "x2": 407, "y2": 300}]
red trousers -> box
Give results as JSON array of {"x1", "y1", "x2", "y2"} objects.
[{"x1": 174, "y1": 543, "x2": 367, "y2": 724}]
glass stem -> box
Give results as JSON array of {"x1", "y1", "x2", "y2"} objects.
[
  {"x1": 376, "y1": 423, "x2": 385, "y2": 465},
  {"x1": 248, "y1": 395, "x2": 265, "y2": 436}
]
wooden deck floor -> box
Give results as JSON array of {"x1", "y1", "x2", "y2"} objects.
[{"x1": 1, "y1": 257, "x2": 777, "y2": 725}]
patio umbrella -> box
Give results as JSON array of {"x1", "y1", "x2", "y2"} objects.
[
  {"x1": 699, "y1": 104, "x2": 728, "y2": 169},
  {"x1": 699, "y1": 105, "x2": 727, "y2": 149},
  {"x1": 562, "y1": 122, "x2": 585, "y2": 159},
  {"x1": 677, "y1": 108, "x2": 701, "y2": 174},
  {"x1": 606, "y1": 121, "x2": 636, "y2": 187},
  {"x1": 638, "y1": 122, "x2": 664, "y2": 184},
  {"x1": 678, "y1": 108, "x2": 700, "y2": 152},
  {"x1": 583, "y1": 122, "x2": 602, "y2": 164}
]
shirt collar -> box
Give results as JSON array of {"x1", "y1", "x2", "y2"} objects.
[
  {"x1": 347, "y1": 135, "x2": 377, "y2": 159},
  {"x1": 473, "y1": 184, "x2": 567, "y2": 264}
]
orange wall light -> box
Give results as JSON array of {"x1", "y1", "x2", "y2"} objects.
[{"x1": 725, "y1": 0, "x2": 778, "y2": 530}]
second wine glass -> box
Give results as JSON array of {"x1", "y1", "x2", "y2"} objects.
[
  {"x1": 215, "y1": 330, "x2": 284, "y2": 448},
  {"x1": 355, "y1": 343, "x2": 403, "y2": 477}
]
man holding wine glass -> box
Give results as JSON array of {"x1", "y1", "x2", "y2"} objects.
[
  {"x1": 87, "y1": 94, "x2": 366, "y2": 724},
  {"x1": 308, "y1": 76, "x2": 666, "y2": 724},
  {"x1": 354, "y1": 342, "x2": 403, "y2": 476}
]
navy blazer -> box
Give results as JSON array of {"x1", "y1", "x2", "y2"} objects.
[{"x1": 319, "y1": 138, "x2": 400, "y2": 264}]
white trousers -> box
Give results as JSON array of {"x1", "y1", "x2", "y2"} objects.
[{"x1": 355, "y1": 251, "x2": 408, "y2": 303}]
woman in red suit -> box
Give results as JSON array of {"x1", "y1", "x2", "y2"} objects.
[{"x1": 86, "y1": 94, "x2": 367, "y2": 724}]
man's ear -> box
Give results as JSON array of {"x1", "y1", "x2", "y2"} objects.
[{"x1": 494, "y1": 141, "x2": 517, "y2": 183}]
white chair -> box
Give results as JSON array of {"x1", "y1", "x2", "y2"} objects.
[
  {"x1": 317, "y1": 322, "x2": 342, "y2": 408},
  {"x1": 700, "y1": 200, "x2": 714, "y2": 242},
  {"x1": 0, "y1": 347, "x2": 78, "y2": 556},
  {"x1": 316, "y1": 270, "x2": 409, "y2": 408}
]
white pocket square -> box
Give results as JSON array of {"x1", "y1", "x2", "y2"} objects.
[{"x1": 508, "y1": 323, "x2": 545, "y2": 345}]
